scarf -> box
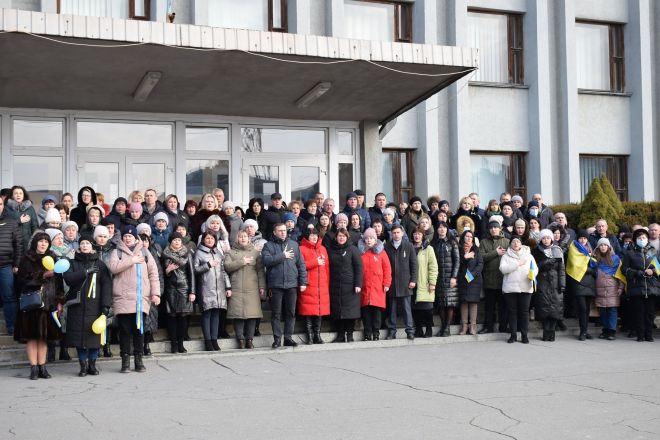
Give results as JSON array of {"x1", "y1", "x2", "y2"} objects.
[{"x1": 598, "y1": 254, "x2": 621, "y2": 277}]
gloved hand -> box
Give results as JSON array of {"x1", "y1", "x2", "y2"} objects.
[
  {"x1": 101, "y1": 307, "x2": 110, "y2": 316},
  {"x1": 86, "y1": 266, "x2": 99, "y2": 275}
]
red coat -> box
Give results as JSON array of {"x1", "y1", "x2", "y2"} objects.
[
  {"x1": 297, "y1": 238, "x2": 330, "y2": 316},
  {"x1": 360, "y1": 242, "x2": 392, "y2": 309}
]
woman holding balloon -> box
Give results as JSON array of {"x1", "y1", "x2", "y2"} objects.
[
  {"x1": 14, "y1": 232, "x2": 65, "y2": 380},
  {"x1": 63, "y1": 232, "x2": 112, "y2": 377}
]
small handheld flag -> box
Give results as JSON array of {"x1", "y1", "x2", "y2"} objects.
[
  {"x1": 465, "y1": 269, "x2": 475, "y2": 283},
  {"x1": 614, "y1": 260, "x2": 627, "y2": 293},
  {"x1": 51, "y1": 311, "x2": 62, "y2": 328},
  {"x1": 528, "y1": 260, "x2": 537, "y2": 292},
  {"x1": 648, "y1": 256, "x2": 660, "y2": 276}
]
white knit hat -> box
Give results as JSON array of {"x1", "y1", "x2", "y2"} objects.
[
  {"x1": 153, "y1": 212, "x2": 169, "y2": 225},
  {"x1": 61, "y1": 221, "x2": 78, "y2": 233},
  {"x1": 222, "y1": 201, "x2": 235, "y2": 210},
  {"x1": 136, "y1": 223, "x2": 152, "y2": 236},
  {"x1": 597, "y1": 237, "x2": 612, "y2": 248},
  {"x1": 93, "y1": 225, "x2": 110, "y2": 240},
  {"x1": 241, "y1": 219, "x2": 258, "y2": 230},
  {"x1": 539, "y1": 229, "x2": 554, "y2": 240},
  {"x1": 44, "y1": 208, "x2": 61, "y2": 224},
  {"x1": 45, "y1": 228, "x2": 63, "y2": 241}
]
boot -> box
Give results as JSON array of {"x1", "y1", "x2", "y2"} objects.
[
  {"x1": 313, "y1": 332, "x2": 324, "y2": 344},
  {"x1": 177, "y1": 339, "x2": 187, "y2": 354},
  {"x1": 332, "y1": 333, "x2": 346, "y2": 343},
  {"x1": 507, "y1": 334, "x2": 517, "y2": 343},
  {"x1": 134, "y1": 354, "x2": 146, "y2": 372},
  {"x1": 204, "y1": 340, "x2": 214, "y2": 351},
  {"x1": 283, "y1": 338, "x2": 298, "y2": 347},
  {"x1": 346, "y1": 332, "x2": 354, "y2": 342},
  {"x1": 520, "y1": 334, "x2": 529, "y2": 344},
  {"x1": 59, "y1": 346, "x2": 71, "y2": 361},
  {"x1": 549, "y1": 331, "x2": 556, "y2": 342},
  {"x1": 29, "y1": 365, "x2": 39, "y2": 380},
  {"x1": 103, "y1": 344, "x2": 113, "y2": 358},
  {"x1": 211, "y1": 340, "x2": 221, "y2": 351},
  {"x1": 305, "y1": 319, "x2": 314, "y2": 345},
  {"x1": 47, "y1": 343, "x2": 55, "y2": 363},
  {"x1": 425, "y1": 326, "x2": 433, "y2": 338},
  {"x1": 87, "y1": 359, "x2": 99, "y2": 375},
  {"x1": 306, "y1": 331, "x2": 314, "y2": 345},
  {"x1": 459, "y1": 321, "x2": 468, "y2": 335},
  {"x1": 238, "y1": 339, "x2": 245, "y2": 349},
  {"x1": 120, "y1": 354, "x2": 130, "y2": 373},
  {"x1": 38, "y1": 364, "x2": 51, "y2": 379},
  {"x1": 542, "y1": 330, "x2": 548, "y2": 341},
  {"x1": 414, "y1": 327, "x2": 424, "y2": 338},
  {"x1": 218, "y1": 309, "x2": 231, "y2": 338},
  {"x1": 143, "y1": 342, "x2": 152, "y2": 356},
  {"x1": 435, "y1": 322, "x2": 446, "y2": 337},
  {"x1": 170, "y1": 341, "x2": 177, "y2": 354},
  {"x1": 372, "y1": 332, "x2": 379, "y2": 341},
  {"x1": 254, "y1": 320, "x2": 261, "y2": 337},
  {"x1": 78, "y1": 360, "x2": 88, "y2": 377},
  {"x1": 245, "y1": 339, "x2": 254, "y2": 349}
]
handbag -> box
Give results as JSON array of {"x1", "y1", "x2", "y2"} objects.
[{"x1": 19, "y1": 288, "x2": 44, "y2": 312}]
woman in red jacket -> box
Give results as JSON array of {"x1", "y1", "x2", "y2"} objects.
[
  {"x1": 298, "y1": 228, "x2": 330, "y2": 344},
  {"x1": 359, "y1": 228, "x2": 392, "y2": 341}
]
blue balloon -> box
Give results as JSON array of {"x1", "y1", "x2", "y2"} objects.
[{"x1": 53, "y1": 258, "x2": 71, "y2": 274}]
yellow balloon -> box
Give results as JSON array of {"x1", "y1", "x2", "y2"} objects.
[
  {"x1": 42, "y1": 256, "x2": 55, "y2": 271},
  {"x1": 92, "y1": 315, "x2": 107, "y2": 334}
]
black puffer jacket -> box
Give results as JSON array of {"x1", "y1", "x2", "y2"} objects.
[
  {"x1": 63, "y1": 251, "x2": 112, "y2": 349},
  {"x1": 532, "y1": 244, "x2": 566, "y2": 320},
  {"x1": 161, "y1": 246, "x2": 195, "y2": 314},
  {"x1": 261, "y1": 237, "x2": 308, "y2": 290},
  {"x1": 456, "y1": 244, "x2": 483, "y2": 303},
  {"x1": 433, "y1": 236, "x2": 460, "y2": 292},
  {"x1": 0, "y1": 208, "x2": 23, "y2": 267},
  {"x1": 327, "y1": 240, "x2": 363, "y2": 320},
  {"x1": 568, "y1": 266, "x2": 596, "y2": 297},
  {"x1": 622, "y1": 244, "x2": 660, "y2": 297},
  {"x1": 70, "y1": 186, "x2": 97, "y2": 228}
]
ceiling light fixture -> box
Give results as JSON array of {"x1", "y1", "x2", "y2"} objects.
[
  {"x1": 133, "y1": 71, "x2": 162, "y2": 102},
  {"x1": 295, "y1": 81, "x2": 332, "y2": 108}
]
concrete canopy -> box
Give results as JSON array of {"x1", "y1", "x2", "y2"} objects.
[{"x1": 0, "y1": 9, "x2": 477, "y2": 124}]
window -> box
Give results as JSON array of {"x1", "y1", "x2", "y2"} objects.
[
  {"x1": 338, "y1": 163, "x2": 354, "y2": 202},
  {"x1": 13, "y1": 119, "x2": 64, "y2": 148},
  {"x1": 241, "y1": 128, "x2": 325, "y2": 154},
  {"x1": 58, "y1": 0, "x2": 150, "y2": 20},
  {"x1": 77, "y1": 121, "x2": 172, "y2": 149},
  {"x1": 576, "y1": 21, "x2": 625, "y2": 92},
  {"x1": 208, "y1": 0, "x2": 287, "y2": 32},
  {"x1": 12, "y1": 155, "x2": 64, "y2": 202},
  {"x1": 470, "y1": 152, "x2": 527, "y2": 203},
  {"x1": 382, "y1": 149, "x2": 414, "y2": 203},
  {"x1": 343, "y1": 1, "x2": 412, "y2": 42},
  {"x1": 186, "y1": 160, "x2": 230, "y2": 202},
  {"x1": 579, "y1": 155, "x2": 628, "y2": 201},
  {"x1": 337, "y1": 130, "x2": 354, "y2": 155},
  {"x1": 186, "y1": 127, "x2": 229, "y2": 152},
  {"x1": 468, "y1": 10, "x2": 523, "y2": 84}
]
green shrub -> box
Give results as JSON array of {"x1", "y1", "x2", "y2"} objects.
[
  {"x1": 579, "y1": 178, "x2": 620, "y2": 233},
  {"x1": 550, "y1": 201, "x2": 660, "y2": 231},
  {"x1": 550, "y1": 203, "x2": 581, "y2": 227},
  {"x1": 599, "y1": 175, "x2": 625, "y2": 219}
]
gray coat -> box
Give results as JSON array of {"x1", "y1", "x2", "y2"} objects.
[
  {"x1": 193, "y1": 244, "x2": 231, "y2": 311},
  {"x1": 224, "y1": 243, "x2": 266, "y2": 320},
  {"x1": 261, "y1": 237, "x2": 308, "y2": 290},
  {"x1": 384, "y1": 240, "x2": 418, "y2": 298}
]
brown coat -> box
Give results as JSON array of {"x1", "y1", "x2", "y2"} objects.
[
  {"x1": 594, "y1": 271, "x2": 623, "y2": 308},
  {"x1": 224, "y1": 243, "x2": 266, "y2": 320},
  {"x1": 107, "y1": 239, "x2": 161, "y2": 315}
]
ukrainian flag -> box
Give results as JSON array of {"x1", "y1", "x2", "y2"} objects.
[
  {"x1": 566, "y1": 241, "x2": 595, "y2": 282},
  {"x1": 614, "y1": 260, "x2": 627, "y2": 293},
  {"x1": 528, "y1": 259, "x2": 537, "y2": 292},
  {"x1": 649, "y1": 256, "x2": 660, "y2": 276},
  {"x1": 465, "y1": 269, "x2": 475, "y2": 283}
]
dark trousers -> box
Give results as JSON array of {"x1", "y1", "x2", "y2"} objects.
[
  {"x1": 361, "y1": 306, "x2": 382, "y2": 337},
  {"x1": 0, "y1": 265, "x2": 16, "y2": 333},
  {"x1": 304, "y1": 316, "x2": 322, "y2": 333},
  {"x1": 629, "y1": 295, "x2": 656, "y2": 338},
  {"x1": 335, "y1": 318, "x2": 355, "y2": 335},
  {"x1": 575, "y1": 296, "x2": 593, "y2": 334},
  {"x1": 387, "y1": 295, "x2": 413, "y2": 336},
  {"x1": 233, "y1": 318, "x2": 257, "y2": 340},
  {"x1": 117, "y1": 313, "x2": 146, "y2": 356},
  {"x1": 542, "y1": 318, "x2": 557, "y2": 332},
  {"x1": 270, "y1": 288, "x2": 297, "y2": 340},
  {"x1": 167, "y1": 314, "x2": 189, "y2": 343},
  {"x1": 483, "y1": 288, "x2": 508, "y2": 331},
  {"x1": 201, "y1": 309, "x2": 220, "y2": 340},
  {"x1": 504, "y1": 293, "x2": 532, "y2": 337},
  {"x1": 412, "y1": 309, "x2": 434, "y2": 331}
]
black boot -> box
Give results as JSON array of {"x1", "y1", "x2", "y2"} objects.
[
  {"x1": 549, "y1": 331, "x2": 556, "y2": 342},
  {"x1": 87, "y1": 359, "x2": 99, "y2": 375},
  {"x1": 218, "y1": 309, "x2": 230, "y2": 338},
  {"x1": 177, "y1": 339, "x2": 187, "y2": 354},
  {"x1": 78, "y1": 360, "x2": 88, "y2": 377},
  {"x1": 305, "y1": 318, "x2": 314, "y2": 345},
  {"x1": 134, "y1": 354, "x2": 146, "y2": 372},
  {"x1": 211, "y1": 340, "x2": 221, "y2": 351},
  {"x1": 120, "y1": 354, "x2": 130, "y2": 373},
  {"x1": 29, "y1": 365, "x2": 39, "y2": 380},
  {"x1": 254, "y1": 319, "x2": 261, "y2": 337},
  {"x1": 436, "y1": 322, "x2": 446, "y2": 337},
  {"x1": 332, "y1": 333, "x2": 346, "y2": 343},
  {"x1": 542, "y1": 330, "x2": 548, "y2": 341},
  {"x1": 313, "y1": 332, "x2": 324, "y2": 344},
  {"x1": 38, "y1": 364, "x2": 51, "y2": 379},
  {"x1": 59, "y1": 346, "x2": 71, "y2": 361},
  {"x1": 170, "y1": 341, "x2": 177, "y2": 354},
  {"x1": 425, "y1": 326, "x2": 433, "y2": 338},
  {"x1": 143, "y1": 342, "x2": 152, "y2": 356},
  {"x1": 346, "y1": 332, "x2": 354, "y2": 342},
  {"x1": 103, "y1": 344, "x2": 113, "y2": 358},
  {"x1": 204, "y1": 340, "x2": 214, "y2": 351}
]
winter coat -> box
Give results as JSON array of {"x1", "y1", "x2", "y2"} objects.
[
  {"x1": 568, "y1": 266, "x2": 596, "y2": 297},
  {"x1": 224, "y1": 213, "x2": 243, "y2": 245},
  {"x1": 161, "y1": 245, "x2": 195, "y2": 314},
  {"x1": 414, "y1": 242, "x2": 438, "y2": 303},
  {"x1": 499, "y1": 246, "x2": 537, "y2": 294},
  {"x1": 122, "y1": 212, "x2": 151, "y2": 228},
  {"x1": 480, "y1": 233, "x2": 510, "y2": 290},
  {"x1": 298, "y1": 238, "x2": 330, "y2": 316},
  {"x1": 385, "y1": 240, "x2": 418, "y2": 298},
  {"x1": 6, "y1": 199, "x2": 39, "y2": 248},
  {"x1": 224, "y1": 243, "x2": 266, "y2": 319},
  {"x1": 190, "y1": 209, "x2": 223, "y2": 243},
  {"x1": 261, "y1": 237, "x2": 308, "y2": 290},
  {"x1": 358, "y1": 239, "x2": 391, "y2": 309},
  {"x1": 433, "y1": 236, "x2": 460, "y2": 307},
  {"x1": 63, "y1": 251, "x2": 112, "y2": 349},
  {"x1": 263, "y1": 206, "x2": 286, "y2": 241},
  {"x1": 107, "y1": 240, "x2": 161, "y2": 315},
  {"x1": 151, "y1": 226, "x2": 171, "y2": 251},
  {"x1": 0, "y1": 208, "x2": 23, "y2": 267},
  {"x1": 159, "y1": 207, "x2": 189, "y2": 230},
  {"x1": 457, "y1": 244, "x2": 484, "y2": 303},
  {"x1": 450, "y1": 208, "x2": 484, "y2": 239},
  {"x1": 327, "y1": 240, "x2": 363, "y2": 320},
  {"x1": 342, "y1": 205, "x2": 371, "y2": 230},
  {"x1": 401, "y1": 210, "x2": 430, "y2": 239},
  {"x1": 595, "y1": 270, "x2": 623, "y2": 308},
  {"x1": 532, "y1": 244, "x2": 566, "y2": 320},
  {"x1": 622, "y1": 244, "x2": 660, "y2": 297},
  {"x1": 193, "y1": 244, "x2": 230, "y2": 311},
  {"x1": 69, "y1": 186, "x2": 97, "y2": 228},
  {"x1": 93, "y1": 241, "x2": 115, "y2": 266}
]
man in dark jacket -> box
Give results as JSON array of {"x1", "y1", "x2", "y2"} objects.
[
  {"x1": 478, "y1": 221, "x2": 510, "y2": 333},
  {"x1": 384, "y1": 224, "x2": 418, "y2": 340},
  {"x1": 263, "y1": 192, "x2": 286, "y2": 241},
  {"x1": 342, "y1": 192, "x2": 371, "y2": 230},
  {"x1": 368, "y1": 193, "x2": 388, "y2": 223},
  {"x1": 0, "y1": 197, "x2": 24, "y2": 334},
  {"x1": 588, "y1": 219, "x2": 623, "y2": 256},
  {"x1": 528, "y1": 194, "x2": 554, "y2": 228},
  {"x1": 262, "y1": 223, "x2": 308, "y2": 348}
]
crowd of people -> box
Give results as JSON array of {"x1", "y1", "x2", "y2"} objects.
[{"x1": 0, "y1": 185, "x2": 658, "y2": 380}]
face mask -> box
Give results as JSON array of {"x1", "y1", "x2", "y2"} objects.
[
  {"x1": 463, "y1": 226, "x2": 471, "y2": 231},
  {"x1": 529, "y1": 209, "x2": 538, "y2": 217},
  {"x1": 636, "y1": 239, "x2": 648, "y2": 248}
]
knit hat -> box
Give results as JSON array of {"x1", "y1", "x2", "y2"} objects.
[
  {"x1": 345, "y1": 192, "x2": 358, "y2": 201},
  {"x1": 153, "y1": 212, "x2": 169, "y2": 225},
  {"x1": 383, "y1": 207, "x2": 395, "y2": 217},
  {"x1": 510, "y1": 235, "x2": 522, "y2": 244},
  {"x1": 168, "y1": 232, "x2": 184, "y2": 243},
  {"x1": 354, "y1": 189, "x2": 365, "y2": 196},
  {"x1": 222, "y1": 201, "x2": 235, "y2": 210},
  {"x1": 362, "y1": 228, "x2": 377, "y2": 240},
  {"x1": 489, "y1": 215, "x2": 504, "y2": 226},
  {"x1": 93, "y1": 225, "x2": 109, "y2": 240},
  {"x1": 439, "y1": 200, "x2": 449, "y2": 208},
  {"x1": 241, "y1": 219, "x2": 259, "y2": 231},
  {"x1": 282, "y1": 212, "x2": 295, "y2": 224},
  {"x1": 136, "y1": 223, "x2": 152, "y2": 237},
  {"x1": 113, "y1": 197, "x2": 128, "y2": 208},
  {"x1": 632, "y1": 228, "x2": 650, "y2": 241},
  {"x1": 86, "y1": 204, "x2": 104, "y2": 215},
  {"x1": 121, "y1": 225, "x2": 138, "y2": 239},
  {"x1": 596, "y1": 237, "x2": 612, "y2": 248},
  {"x1": 528, "y1": 200, "x2": 540, "y2": 209},
  {"x1": 409, "y1": 196, "x2": 422, "y2": 205},
  {"x1": 44, "y1": 208, "x2": 61, "y2": 224},
  {"x1": 61, "y1": 221, "x2": 79, "y2": 233},
  {"x1": 511, "y1": 195, "x2": 523, "y2": 203},
  {"x1": 539, "y1": 229, "x2": 554, "y2": 240},
  {"x1": 41, "y1": 194, "x2": 57, "y2": 207},
  {"x1": 128, "y1": 202, "x2": 143, "y2": 214},
  {"x1": 514, "y1": 219, "x2": 527, "y2": 228},
  {"x1": 100, "y1": 217, "x2": 118, "y2": 229},
  {"x1": 45, "y1": 228, "x2": 63, "y2": 242},
  {"x1": 488, "y1": 220, "x2": 502, "y2": 229},
  {"x1": 335, "y1": 213, "x2": 349, "y2": 224},
  {"x1": 576, "y1": 229, "x2": 589, "y2": 240},
  {"x1": 79, "y1": 231, "x2": 94, "y2": 245}
]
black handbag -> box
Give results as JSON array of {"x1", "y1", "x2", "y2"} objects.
[{"x1": 19, "y1": 288, "x2": 44, "y2": 312}]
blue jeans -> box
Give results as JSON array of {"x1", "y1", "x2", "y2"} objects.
[
  {"x1": 76, "y1": 348, "x2": 99, "y2": 361},
  {"x1": 599, "y1": 307, "x2": 618, "y2": 332},
  {"x1": 0, "y1": 265, "x2": 17, "y2": 333},
  {"x1": 387, "y1": 295, "x2": 413, "y2": 336}
]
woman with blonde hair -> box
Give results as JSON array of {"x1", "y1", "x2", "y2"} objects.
[
  {"x1": 190, "y1": 193, "x2": 221, "y2": 243},
  {"x1": 450, "y1": 196, "x2": 484, "y2": 239},
  {"x1": 128, "y1": 190, "x2": 144, "y2": 204}
]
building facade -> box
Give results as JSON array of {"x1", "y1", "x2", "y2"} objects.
[{"x1": 0, "y1": 0, "x2": 657, "y2": 208}]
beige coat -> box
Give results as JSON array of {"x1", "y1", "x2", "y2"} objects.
[
  {"x1": 499, "y1": 246, "x2": 537, "y2": 294},
  {"x1": 107, "y1": 239, "x2": 161, "y2": 315},
  {"x1": 224, "y1": 243, "x2": 266, "y2": 320}
]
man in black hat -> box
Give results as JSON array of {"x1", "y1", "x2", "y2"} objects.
[{"x1": 263, "y1": 192, "x2": 286, "y2": 241}]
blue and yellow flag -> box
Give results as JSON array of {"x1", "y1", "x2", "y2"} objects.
[
  {"x1": 649, "y1": 256, "x2": 660, "y2": 276},
  {"x1": 614, "y1": 260, "x2": 627, "y2": 293},
  {"x1": 528, "y1": 259, "x2": 537, "y2": 292},
  {"x1": 51, "y1": 311, "x2": 62, "y2": 328},
  {"x1": 566, "y1": 241, "x2": 596, "y2": 282},
  {"x1": 465, "y1": 269, "x2": 474, "y2": 283}
]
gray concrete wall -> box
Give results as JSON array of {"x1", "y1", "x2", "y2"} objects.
[{"x1": 576, "y1": 94, "x2": 631, "y2": 154}]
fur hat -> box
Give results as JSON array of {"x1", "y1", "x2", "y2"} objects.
[
  {"x1": 241, "y1": 219, "x2": 259, "y2": 231},
  {"x1": 168, "y1": 232, "x2": 184, "y2": 243},
  {"x1": 222, "y1": 201, "x2": 235, "y2": 210},
  {"x1": 79, "y1": 231, "x2": 94, "y2": 245}
]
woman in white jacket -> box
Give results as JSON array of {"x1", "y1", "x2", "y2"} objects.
[{"x1": 499, "y1": 236, "x2": 538, "y2": 344}]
